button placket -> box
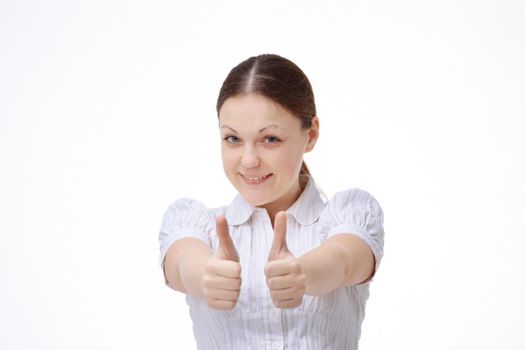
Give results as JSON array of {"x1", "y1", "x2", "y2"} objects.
[
  {"x1": 270, "y1": 308, "x2": 280, "y2": 320},
  {"x1": 268, "y1": 307, "x2": 284, "y2": 350},
  {"x1": 256, "y1": 209, "x2": 285, "y2": 350}
]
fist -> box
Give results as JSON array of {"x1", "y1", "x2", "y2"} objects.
[
  {"x1": 265, "y1": 212, "x2": 306, "y2": 309},
  {"x1": 202, "y1": 215, "x2": 242, "y2": 310}
]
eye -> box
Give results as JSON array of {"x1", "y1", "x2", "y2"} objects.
[
  {"x1": 223, "y1": 135, "x2": 240, "y2": 144},
  {"x1": 264, "y1": 136, "x2": 281, "y2": 144}
]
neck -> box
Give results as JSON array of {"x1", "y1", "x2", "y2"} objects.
[{"x1": 264, "y1": 175, "x2": 308, "y2": 227}]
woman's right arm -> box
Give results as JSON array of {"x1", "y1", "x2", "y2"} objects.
[
  {"x1": 163, "y1": 237, "x2": 213, "y2": 300},
  {"x1": 161, "y1": 215, "x2": 242, "y2": 309}
]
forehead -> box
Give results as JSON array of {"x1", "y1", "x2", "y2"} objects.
[{"x1": 218, "y1": 93, "x2": 300, "y2": 130}]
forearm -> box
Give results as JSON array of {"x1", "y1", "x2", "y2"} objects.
[
  {"x1": 164, "y1": 239, "x2": 213, "y2": 300},
  {"x1": 298, "y1": 234, "x2": 375, "y2": 296},
  {"x1": 297, "y1": 242, "x2": 347, "y2": 296}
]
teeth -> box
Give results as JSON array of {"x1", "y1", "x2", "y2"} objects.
[{"x1": 243, "y1": 174, "x2": 268, "y2": 181}]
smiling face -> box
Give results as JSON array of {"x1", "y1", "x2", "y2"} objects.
[{"x1": 218, "y1": 93, "x2": 319, "y2": 216}]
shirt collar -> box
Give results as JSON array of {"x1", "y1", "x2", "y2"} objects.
[
  {"x1": 224, "y1": 175, "x2": 326, "y2": 226},
  {"x1": 286, "y1": 175, "x2": 326, "y2": 225}
]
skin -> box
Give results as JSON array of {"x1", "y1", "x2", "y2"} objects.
[
  {"x1": 163, "y1": 92, "x2": 375, "y2": 310},
  {"x1": 218, "y1": 93, "x2": 319, "y2": 223},
  {"x1": 212, "y1": 92, "x2": 319, "y2": 308}
]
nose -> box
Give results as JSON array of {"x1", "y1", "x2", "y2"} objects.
[{"x1": 241, "y1": 146, "x2": 260, "y2": 168}]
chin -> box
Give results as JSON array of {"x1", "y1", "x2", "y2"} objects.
[{"x1": 239, "y1": 191, "x2": 272, "y2": 207}]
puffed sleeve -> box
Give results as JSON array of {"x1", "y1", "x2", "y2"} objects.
[
  {"x1": 319, "y1": 188, "x2": 385, "y2": 274},
  {"x1": 158, "y1": 198, "x2": 214, "y2": 269}
]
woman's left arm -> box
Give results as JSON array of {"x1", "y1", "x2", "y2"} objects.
[
  {"x1": 265, "y1": 189, "x2": 383, "y2": 304},
  {"x1": 297, "y1": 233, "x2": 375, "y2": 296}
]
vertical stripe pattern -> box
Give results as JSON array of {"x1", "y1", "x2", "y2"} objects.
[{"x1": 158, "y1": 176, "x2": 385, "y2": 349}]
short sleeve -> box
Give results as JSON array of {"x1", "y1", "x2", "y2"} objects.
[
  {"x1": 158, "y1": 198, "x2": 214, "y2": 268},
  {"x1": 319, "y1": 188, "x2": 385, "y2": 274}
]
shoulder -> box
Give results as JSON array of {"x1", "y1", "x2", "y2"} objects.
[
  {"x1": 163, "y1": 197, "x2": 209, "y2": 216},
  {"x1": 324, "y1": 188, "x2": 383, "y2": 216},
  {"x1": 161, "y1": 198, "x2": 215, "y2": 226},
  {"x1": 318, "y1": 187, "x2": 385, "y2": 268},
  {"x1": 317, "y1": 187, "x2": 384, "y2": 236},
  {"x1": 158, "y1": 198, "x2": 220, "y2": 266},
  {"x1": 162, "y1": 197, "x2": 231, "y2": 223}
]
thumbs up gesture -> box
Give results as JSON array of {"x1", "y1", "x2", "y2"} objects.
[
  {"x1": 264, "y1": 212, "x2": 306, "y2": 309},
  {"x1": 202, "y1": 215, "x2": 242, "y2": 310}
]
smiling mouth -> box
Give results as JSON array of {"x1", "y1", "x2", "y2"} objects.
[{"x1": 239, "y1": 173, "x2": 273, "y2": 184}]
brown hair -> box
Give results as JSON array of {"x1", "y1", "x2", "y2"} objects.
[{"x1": 216, "y1": 54, "x2": 317, "y2": 176}]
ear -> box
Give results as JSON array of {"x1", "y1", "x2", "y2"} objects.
[{"x1": 305, "y1": 116, "x2": 320, "y2": 153}]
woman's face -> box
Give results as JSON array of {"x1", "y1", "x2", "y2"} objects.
[{"x1": 219, "y1": 93, "x2": 319, "y2": 214}]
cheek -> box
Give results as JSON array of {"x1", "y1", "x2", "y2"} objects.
[
  {"x1": 276, "y1": 144, "x2": 305, "y2": 168},
  {"x1": 221, "y1": 148, "x2": 238, "y2": 170}
]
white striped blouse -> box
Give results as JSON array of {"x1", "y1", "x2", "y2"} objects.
[{"x1": 158, "y1": 176, "x2": 385, "y2": 350}]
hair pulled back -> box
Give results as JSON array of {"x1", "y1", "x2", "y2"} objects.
[{"x1": 216, "y1": 54, "x2": 317, "y2": 176}]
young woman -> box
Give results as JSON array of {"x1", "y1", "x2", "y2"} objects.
[{"x1": 158, "y1": 54, "x2": 385, "y2": 350}]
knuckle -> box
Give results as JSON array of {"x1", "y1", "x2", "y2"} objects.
[
  {"x1": 228, "y1": 282, "x2": 239, "y2": 292},
  {"x1": 269, "y1": 280, "x2": 278, "y2": 290},
  {"x1": 283, "y1": 300, "x2": 295, "y2": 309},
  {"x1": 205, "y1": 261, "x2": 215, "y2": 273},
  {"x1": 209, "y1": 300, "x2": 221, "y2": 310},
  {"x1": 209, "y1": 301, "x2": 221, "y2": 309}
]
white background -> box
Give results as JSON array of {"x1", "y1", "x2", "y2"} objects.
[{"x1": 1, "y1": 0, "x2": 524, "y2": 349}]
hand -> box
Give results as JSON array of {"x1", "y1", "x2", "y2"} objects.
[
  {"x1": 264, "y1": 212, "x2": 306, "y2": 309},
  {"x1": 201, "y1": 215, "x2": 242, "y2": 310}
]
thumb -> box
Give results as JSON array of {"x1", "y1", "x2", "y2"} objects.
[
  {"x1": 268, "y1": 211, "x2": 290, "y2": 261},
  {"x1": 215, "y1": 215, "x2": 239, "y2": 261}
]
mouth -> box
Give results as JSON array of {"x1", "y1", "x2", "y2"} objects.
[{"x1": 239, "y1": 173, "x2": 273, "y2": 185}]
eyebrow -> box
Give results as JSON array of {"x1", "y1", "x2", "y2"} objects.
[{"x1": 220, "y1": 124, "x2": 283, "y2": 133}]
